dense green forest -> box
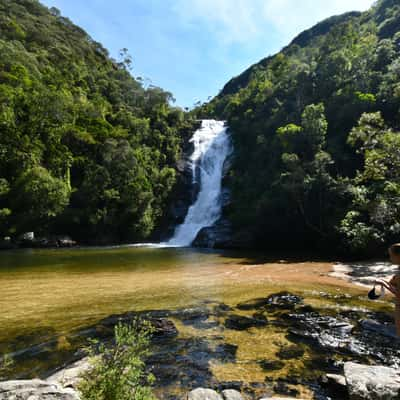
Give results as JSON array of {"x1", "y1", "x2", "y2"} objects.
[
  {"x1": 0, "y1": 0, "x2": 194, "y2": 243},
  {"x1": 1, "y1": 0, "x2": 400, "y2": 255},
  {"x1": 200, "y1": 0, "x2": 400, "y2": 256}
]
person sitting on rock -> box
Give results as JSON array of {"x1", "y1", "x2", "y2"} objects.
[{"x1": 376, "y1": 243, "x2": 400, "y2": 336}]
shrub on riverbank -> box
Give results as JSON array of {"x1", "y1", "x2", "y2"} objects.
[{"x1": 79, "y1": 320, "x2": 156, "y2": 400}]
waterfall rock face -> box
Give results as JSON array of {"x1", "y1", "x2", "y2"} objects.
[{"x1": 167, "y1": 120, "x2": 232, "y2": 247}]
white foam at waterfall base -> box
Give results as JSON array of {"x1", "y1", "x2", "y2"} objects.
[{"x1": 166, "y1": 120, "x2": 232, "y2": 247}]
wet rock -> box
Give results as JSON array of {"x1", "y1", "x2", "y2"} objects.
[
  {"x1": 0, "y1": 379, "x2": 79, "y2": 400},
  {"x1": 360, "y1": 319, "x2": 398, "y2": 340},
  {"x1": 344, "y1": 362, "x2": 400, "y2": 400},
  {"x1": 193, "y1": 219, "x2": 233, "y2": 249},
  {"x1": 56, "y1": 236, "x2": 77, "y2": 248},
  {"x1": 221, "y1": 389, "x2": 244, "y2": 400},
  {"x1": 176, "y1": 307, "x2": 211, "y2": 321},
  {"x1": 214, "y1": 344, "x2": 238, "y2": 363},
  {"x1": 177, "y1": 307, "x2": 219, "y2": 330},
  {"x1": 0, "y1": 236, "x2": 14, "y2": 250},
  {"x1": 320, "y1": 374, "x2": 348, "y2": 399},
  {"x1": 285, "y1": 310, "x2": 400, "y2": 366},
  {"x1": 213, "y1": 303, "x2": 234, "y2": 315},
  {"x1": 326, "y1": 373, "x2": 346, "y2": 387},
  {"x1": 237, "y1": 292, "x2": 303, "y2": 312},
  {"x1": 47, "y1": 357, "x2": 90, "y2": 389},
  {"x1": 259, "y1": 360, "x2": 285, "y2": 371},
  {"x1": 188, "y1": 388, "x2": 223, "y2": 400},
  {"x1": 265, "y1": 292, "x2": 303, "y2": 310},
  {"x1": 236, "y1": 298, "x2": 271, "y2": 311},
  {"x1": 273, "y1": 381, "x2": 299, "y2": 397},
  {"x1": 217, "y1": 382, "x2": 243, "y2": 391},
  {"x1": 276, "y1": 345, "x2": 304, "y2": 360},
  {"x1": 150, "y1": 318, "x2": 179, "y2": 338},
  {"x1": 150, "y1": 337, "x2": 217, "y2": 391},
  {"x1": 94, "y1": 313, "x2": 178, "y2": 339},
  {"x1": 224, "y1": 315, "x2": 268, "y2": 331},
  {"x1": 286, "y1": 312, "x2": 357, "y2": 353}
]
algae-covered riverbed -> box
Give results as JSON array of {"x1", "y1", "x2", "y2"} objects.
[{"x1": 0, "y1": 246, "x2": 396, "y2": 399}]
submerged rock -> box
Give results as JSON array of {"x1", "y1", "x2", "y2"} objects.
[
  {"x1": 224, "y1": 315, "x2": 268, "y2": 331},
  {"x1": 276, "y1": 345, "x2": 304, "y2": 360},
  {"x1": 344, "y1": 362, "x2": 400, "y2": 400},
  {"x1": 0, "y1": 379, "x2": 79, "y2": 400},
  {"x1": 360, "y1": 319, "x2": 398, "y2": 340},
  {"x1": 237, "y1": 292, "x2": 303, "y2": 311},
  {"x1": 273, "y1": 381, "x2": 299, "y2": 398},
  {"x1": 265, "y1": 292, "x2": 303, "y2": 310},
  {"x1": 259, "y1": 360, "x2": 285, "y2": 371},
  {"x1": 236, "y1": 298, "x2": 271, "y2": 311}
]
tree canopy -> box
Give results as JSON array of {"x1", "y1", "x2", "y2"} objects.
[
  {"x1": 199, "y1": 0, "x2": 400, "y2": 256},
  {"x1": 0, "y1": 0, "x2": 194, "y2": 243}
]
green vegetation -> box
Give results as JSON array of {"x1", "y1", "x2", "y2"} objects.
[
  {"x1": 200, "y1": 0, "x2": 400, "y2": 255},
  {"x1": 1, "y1": 0, "x2": 400, "y2": 255},
  {"x1": 0, "y1": 354, "x2": 14, "y2": 380},
  {"x1": 79, "y1": 320, "x2": 156, "y2": 400},
  {"x1": 0, "y1": 0, "x2": 194, "y2": 243}
]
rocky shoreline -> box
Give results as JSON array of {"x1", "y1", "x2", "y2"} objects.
[
  {"x1": 2, "y1": 361, "x2": 400, "y2": 399},
  {"x1": 0, "y1": 233, "x2": 78, "y2": 250},
  {"x1": 1, "y1": 291, "x2": 400, "y2": 399}
]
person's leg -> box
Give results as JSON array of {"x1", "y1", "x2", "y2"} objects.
[{"x1": 395, "y1": 302, "x2": 400, "y2": 336}]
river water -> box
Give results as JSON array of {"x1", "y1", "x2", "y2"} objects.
[
  {"x1": 0, "y1": 119, "x2": 397, "y2": 398},
  {"x1": 0, "y1": 246, "x2": 397, "y2": 399}
]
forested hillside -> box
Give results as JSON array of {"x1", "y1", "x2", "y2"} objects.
[
  {"x1": 0, "y1": 0, "x2": 194, "y2": 243},
  {"x1": 200, "y1": 0, "x2": 400, "y2": 256}
]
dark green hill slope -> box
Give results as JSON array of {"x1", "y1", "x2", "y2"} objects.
[
  {"x1": 0, "y1": 0, "x2": 194, "y2": 243},
  {"x1": 201, "y1": 0, "x2": 400, "y2": 256}
]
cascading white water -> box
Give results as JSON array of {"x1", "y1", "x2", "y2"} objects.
[{"x1": 167, "y1": 120, "x2": 232, "y2": 247}]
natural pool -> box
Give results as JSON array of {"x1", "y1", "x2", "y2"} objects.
[{"x1": 0, "y1": 246, "x2": 396, "y2": 399}]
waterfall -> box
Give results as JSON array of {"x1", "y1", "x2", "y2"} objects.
[{"x1": 167, "y1": 120, "x2": 232, "y2": 247}]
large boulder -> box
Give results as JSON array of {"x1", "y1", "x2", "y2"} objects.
[
  {"x1": 47, "y1": 358, "x2": 90, "y2": 389},
  {"x1": 192, "y1": 219, "x2": 233, "y2": 249},
  {"x1": 221, "y1": 389, "x2": 244, "y2": 400},
  {"x1": 344, "y1": 362, "x2": 400, "y2": 399},
  {"x1": 0, "y1": 379, "x2": 79, "y2": 400},
  {"x1": 188, "y1": 388, "x2": 223, "y2": 400}
]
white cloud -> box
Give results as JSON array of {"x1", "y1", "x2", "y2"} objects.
[{"x1": 173, "y1": 0, "x2": 376, "y2": 44}]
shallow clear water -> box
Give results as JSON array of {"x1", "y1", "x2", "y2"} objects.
[
  {"x1": 0, "y1": 247, "x2": 394, "y2": 399},
  {"x1": 334, "y1": 261, "x2": 399, "y2": 286}
]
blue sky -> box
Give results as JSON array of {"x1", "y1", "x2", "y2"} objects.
[{"x1": 40, "y1": 0, "x2": 375, "y2": 108}]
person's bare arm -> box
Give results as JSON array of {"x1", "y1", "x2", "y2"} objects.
[{"x1": 377, "y1": 278, "x2": 400, "y2": 301}]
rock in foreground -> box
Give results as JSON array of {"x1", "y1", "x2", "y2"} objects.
[
  {"x1": 188, "y1": 388, "x2": 223, "y2": 400},
  {"x1": 0, "y1": 380, "x2": 79, "y2": 400},
  {"x1": 344, "y1": 362, "x2": 400, "y2": 400}
]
